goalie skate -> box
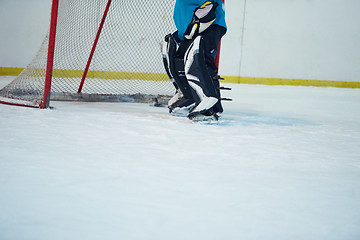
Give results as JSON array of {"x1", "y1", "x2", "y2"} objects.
[
  {"x1": 168, "y1": 90, "x2": 195, "y2": 114},
  {"x1": 188, "y1": 110, "x2": 220, "y2": 122}
]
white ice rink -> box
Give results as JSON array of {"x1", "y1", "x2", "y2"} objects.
[{"x1": 1, "y1": 76, "x2": 360, "y2": 239}]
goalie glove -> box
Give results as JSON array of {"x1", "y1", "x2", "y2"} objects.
[{"x1": 183, "y1": 1, "x2": 218, "y2": 40}]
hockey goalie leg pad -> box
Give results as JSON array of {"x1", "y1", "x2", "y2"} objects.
[
  {"x1": 163, "y1": 34, "x2": 196, "y2": 111},
  {"x1": 184, "y1": 35, "x2": 219, "y2": 114},
  {"x1": 162, "y1": 35, "x2": 173, "y2": 83}
]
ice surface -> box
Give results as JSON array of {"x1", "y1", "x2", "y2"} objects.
[{"x1": 1, "y1": 76, "x2": 360, "y2": 240}]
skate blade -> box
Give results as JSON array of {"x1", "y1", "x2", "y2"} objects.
[
  {"x1": 188, "y1": 112, "x2": 220, "y2": 122},
  {"x1": 170, "y1": 103, "x2": 195, "y2": 117}
]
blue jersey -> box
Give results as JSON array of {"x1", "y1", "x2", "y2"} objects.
[{"x1": 173, "y1": 0, "x2": 227, "y2": 41}]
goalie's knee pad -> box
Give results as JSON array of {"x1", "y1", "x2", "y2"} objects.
[{"x1": 184, "y1": 35, "x2": 222, "y2": 114}]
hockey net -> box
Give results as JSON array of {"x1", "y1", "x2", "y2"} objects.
[{"x1": 0, "y1": 0, "x2": 176, "y2": 108}]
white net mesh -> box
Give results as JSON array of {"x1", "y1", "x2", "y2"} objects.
[{"x1": 0, "y1": 0, "x2": 176, "y2": 107}]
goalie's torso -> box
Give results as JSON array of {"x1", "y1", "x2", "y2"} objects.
[{"x1": 173, "y1": 0, "x2": 227, "y2": 40}]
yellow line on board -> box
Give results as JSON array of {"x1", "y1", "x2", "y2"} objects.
[
  {"x1": 1, "y1": 67, "x2": 359, "y2": 89},
  {"x1": 0, "y1": 67, "x2": 23, "y2": 76},
  {"x1": 52, "y1": 69, "x2": 168, "y2": 81},
  {"x1": 223, "y1": 76, "x2": 360, "y2": 89},
  {"x1": 0, "y1": 67, "x2": 168, "y2": 82}
]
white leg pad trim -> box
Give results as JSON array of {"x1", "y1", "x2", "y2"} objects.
[{"x1": 191, "y1": 96, "x2": 218, "y2": 113}]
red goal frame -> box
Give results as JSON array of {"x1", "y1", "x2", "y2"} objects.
[{"x1": 1, "y1": 0, "x2": 225, "y2": 109}]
